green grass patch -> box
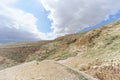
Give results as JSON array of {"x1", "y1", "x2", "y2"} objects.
[
  {"x1": 82, "y1": 50, "x2": 97, "y2": 57},
  {"x1": 111, "y1": 43, "x2": 120, "y2": 51},
  {"x1": 102, "y1": 35, "x2": 120, "y2": 48},
  {"x1": 57, "y1": 62, "x2": 88, "y2": 80},
  {"x1": 58, "y1": 50, "x2": 77, "y2": 60},
  {"x1": 46, "y1": 50, "x2": 77, "y2": 60},
  {"x1": 82, "y1": 48, "x2": 106, "y2": 57},
  {"x1": 66, "y1": 68, "x2": 88, "y2": 80}
]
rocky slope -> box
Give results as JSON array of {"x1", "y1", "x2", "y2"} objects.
[
  {"x1": 0, "y1": 20, "x2": 120, "y2": 80},
  {"x1": 60, "y1": 20, "x2": 120, "y2": 80}
]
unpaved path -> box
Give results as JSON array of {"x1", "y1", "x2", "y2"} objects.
[{"x1": 0, "y1": 60, "x2": 97, "y2": 80}]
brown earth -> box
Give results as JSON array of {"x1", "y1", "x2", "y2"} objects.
[{"x1": 0, "y1": 60, "x2": 97, "y2": 80}]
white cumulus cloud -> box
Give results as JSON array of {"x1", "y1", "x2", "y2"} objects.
[{"x1": 40, "y1": 0, "x2": 120, "y2": 35}]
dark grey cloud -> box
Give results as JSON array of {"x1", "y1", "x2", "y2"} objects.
[
  {"x1": 0, "y1": 27, "x2": 40, "y2": 43},
  {"x1": 0, "y1": 0, "x2": 45, "y2": 43}
]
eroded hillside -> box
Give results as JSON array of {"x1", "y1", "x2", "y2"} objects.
[{"x1": 0, "y1": 20, "x2": 120, "y2": 80}]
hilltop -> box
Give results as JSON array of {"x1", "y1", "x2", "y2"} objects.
[{"x1": 0, "y1": 20, "x2": 120, "y2": 80}]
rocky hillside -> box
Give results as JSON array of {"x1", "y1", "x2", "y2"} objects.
[
  {"x1": 59, "y1": 20, "x2": 120, "y2": 80},
  {"x1": 0, "y1": 41, "x2": 52, "y2": 69},
  {"x1": 0, "y1": 20, "x2": 120, "y2": 80}
]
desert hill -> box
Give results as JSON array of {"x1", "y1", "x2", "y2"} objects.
[{"x1": 0, "y1": 20, "x2": 120, "y2": 80}]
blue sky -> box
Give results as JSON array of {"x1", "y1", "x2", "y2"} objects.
[
  {"x1": 80, "y1": 11, "x2": 120, "y2": 32},
  {"x1": 14, "y1": 0, "x2": 52, "y2": 33},
  {"x1": 14, "y1": 0, "x2": 120, "y2": 34},
  {"x1": 0, "y1": 0, "x2": 120, "y2": 43}
]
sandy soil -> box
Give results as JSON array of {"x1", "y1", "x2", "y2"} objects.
[{"x1": 0, "y1": 60, "x2": 97, "y2": 80}]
